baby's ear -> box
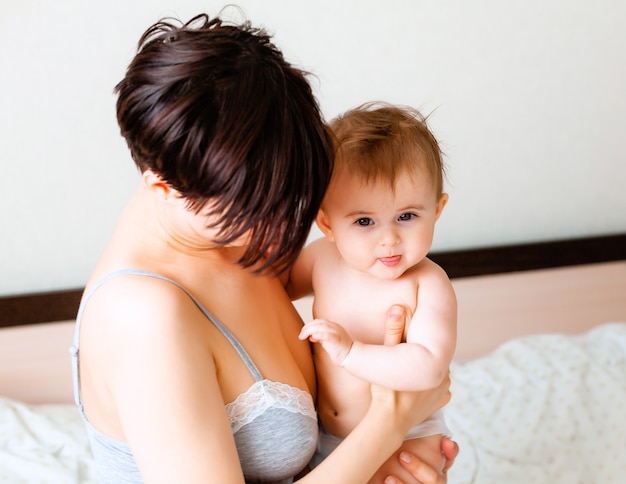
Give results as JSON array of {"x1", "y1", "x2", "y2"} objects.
[
  {"x1": 315, "y1": 209, "x2": 335, "y2": 242},
  {"x1": 435, "y1": 193, "x2": 449, "y2": 221}
]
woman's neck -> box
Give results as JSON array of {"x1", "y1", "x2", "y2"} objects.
[{"x1": 98, "y1": 184, "x2": 245, "y2": 275}]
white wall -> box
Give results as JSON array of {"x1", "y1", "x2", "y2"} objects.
[{"x1": 1, "y1": 0, "x2": 625, "y2": 296}]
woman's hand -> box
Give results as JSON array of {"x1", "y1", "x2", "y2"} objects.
[
  {"x1": 368, "y1": 306, "x2": 451, "y2": 435},
  {"x1": 369, "y1": 305, "x2": 458, "y2": 483},
  {"x1": 394, "y1": 438, "x2": 458, "y2": 483},
  {"x1": 368, "y1": 437, "x2": 459, "y2": 484}
]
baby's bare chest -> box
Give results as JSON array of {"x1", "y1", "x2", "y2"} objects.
[{"x1": 312, "y1": 273, "x2": 418, "y2": 343}]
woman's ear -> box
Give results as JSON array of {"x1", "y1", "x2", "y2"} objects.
[
  {"x1": 435, "y1": 193, "x2": 449, "y2": 221},
  {"x1": 142, "y1": 170, "x2": 175, "y2": 200},
  {"x1": 315, "y1": 209, "x2": 335, "y2": 242}
]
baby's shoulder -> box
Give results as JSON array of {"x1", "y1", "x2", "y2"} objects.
[
  {"x1": 411, "y1": 257, "x2": 448, "y2": 276},
  {"x1": 404, "y1": 258, "x2": 451, "y2": 288},
  {"x1": 304, "y1": 237, "x2": 341, "y2": 265}
]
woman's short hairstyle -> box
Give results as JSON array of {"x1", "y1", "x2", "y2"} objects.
[
  {"x1": 329, "y1": 102, "x2": 445, "y2": 197},
  {"x1": 115, "y1": 13, "x2": 333, "y2": 273}
]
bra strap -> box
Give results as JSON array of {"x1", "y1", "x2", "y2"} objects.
[{"x1": 70, "y1": 269, "x2": 263, "y2": 409}]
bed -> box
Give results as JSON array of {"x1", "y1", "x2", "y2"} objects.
[{"x1": 1, "y1": 234, "x2": 625, "y2": 483}]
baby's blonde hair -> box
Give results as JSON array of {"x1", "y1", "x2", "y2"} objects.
[{"x1": 329, "y1": 102, "x2": 445, "y2": 196}]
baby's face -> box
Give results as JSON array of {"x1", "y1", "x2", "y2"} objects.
[{"x1": 320, "y1": 168, "x2": 446, "y2": 280}]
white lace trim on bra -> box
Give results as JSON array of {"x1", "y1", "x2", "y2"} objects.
[{"x1": 226, "y1": 380, "x2": 316, "y2": 433}]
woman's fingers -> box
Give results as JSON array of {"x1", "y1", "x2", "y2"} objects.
[
  {"x1": 385, "y1": 451, "x2": 438, "y2": 484},
  {"x1": 390, "y1": 439, "x2": 458, "y2": 483},
  {"x1": 383, "y1": 305, "x2": 407, "y2": 346}
]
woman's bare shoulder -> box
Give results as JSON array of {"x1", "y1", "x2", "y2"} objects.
[{"x1": 81, "y1": 271, "x2": 213, "y2": 349}]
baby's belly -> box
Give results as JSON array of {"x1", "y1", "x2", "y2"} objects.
[{"x1": 314, "y1": 349, "x2": 372, "y2": 439}]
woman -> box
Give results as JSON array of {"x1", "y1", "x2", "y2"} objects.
[{"x1": 70, "y1": 12, "x2": 457, "y2": 483}]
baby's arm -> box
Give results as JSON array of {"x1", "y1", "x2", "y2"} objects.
[
  {"x1": 300, "y1": 261, "x2": 457, "y2": 391},
  {"x1": 284, "y1": 238, "x2": 329, "y2": 300}
]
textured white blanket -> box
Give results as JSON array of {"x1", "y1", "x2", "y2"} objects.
[{"x1": 447, "y1": 322, "x2": 626, "y2": 484}]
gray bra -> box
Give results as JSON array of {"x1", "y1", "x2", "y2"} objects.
[{"x1": 70, "y1": 269, "x2": 318, "y2": 483}]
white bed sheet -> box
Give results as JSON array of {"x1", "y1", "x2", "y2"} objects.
[
  {"x1": 0, "y1": 398, "x2": 94, "y2": 483},
  {"x1": 1, "y1": 322, "x2": 625, "y2": 483}
]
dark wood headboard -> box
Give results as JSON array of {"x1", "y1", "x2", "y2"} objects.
[{"x1": 1, "y1": 233, "x2": 624, "y2": 328}]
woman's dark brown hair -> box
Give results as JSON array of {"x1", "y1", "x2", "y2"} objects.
[{"x1": 115, "y1": 13, "x2": 333, "y2": 273}]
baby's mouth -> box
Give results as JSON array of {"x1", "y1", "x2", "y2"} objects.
[{"x1": 378, "y1": 255, "x2": 401, "y2": 267}]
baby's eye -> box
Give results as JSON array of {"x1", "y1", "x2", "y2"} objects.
[
  {"x1": 355, "y1": 217, "x2": 374, "y2": 226},
  {"x1": 398, "y1": 213, "x2": 416, "y2": 222}
]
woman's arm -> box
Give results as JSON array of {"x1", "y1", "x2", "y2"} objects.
[
  {"x1": 91, "y1": 280, "x2": 247, "y2": 483},
  {"x1": 365, "y1": 307, "x2": 459, "y2": 484},
  {"x1": 372, "y1": 307, "x2": 459, "y2": 484}
]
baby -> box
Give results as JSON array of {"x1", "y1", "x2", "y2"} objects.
[{"x1": 287, "y1": 102, "x2": 457, "y2": 472}]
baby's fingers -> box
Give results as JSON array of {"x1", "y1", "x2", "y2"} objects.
[
  {"x1": 298, "y1": 319, "x2": 332, "y2": 339},
  {"x1": 299, "y1": 326, "x2": 327, "y2": 342}
]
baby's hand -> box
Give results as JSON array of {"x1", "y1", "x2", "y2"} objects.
[{"x1": 299, "y1": 318, "x2": 353, "y2": 366}]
